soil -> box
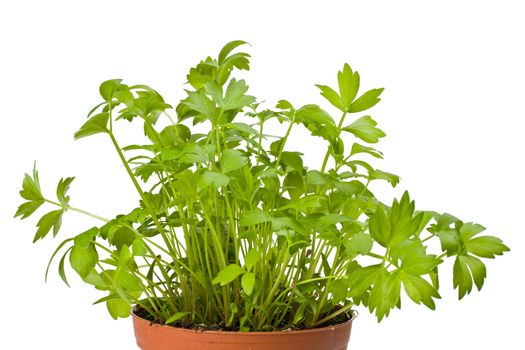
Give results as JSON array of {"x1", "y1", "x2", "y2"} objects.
[{"x1": 133, "y1": 305, "x2": 354, "y2": 332}]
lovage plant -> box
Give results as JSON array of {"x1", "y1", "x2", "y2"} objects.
[{"x1": 16, "y1": 41, "x2": 509, "y2": 331}]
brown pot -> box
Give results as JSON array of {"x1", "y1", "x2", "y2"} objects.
[{"x1": 132, "y1": 312, "x2": 356, "y2": 350}]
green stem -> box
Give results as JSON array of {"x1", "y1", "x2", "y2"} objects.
[
  {"x1": 320, "y1": 111, "x2": 347, "y2": 173},
  {"x1": 311, "y1": 303, "x2": 354, "y2": 327},
  {"x1": 44, "y1": 199, "x2": 109, "y2": 222}
]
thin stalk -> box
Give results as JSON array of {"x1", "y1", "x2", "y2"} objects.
[
  {"x1": 44, "y1": 199, "x2": 109, "y2": 222},
  {"x1": 311, "y1": 303, "x2": 354, "y2": 327}
]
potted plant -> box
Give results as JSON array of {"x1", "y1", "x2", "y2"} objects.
[{"x1": 15, "y1": 41, "x2": 509, "y2": 350}]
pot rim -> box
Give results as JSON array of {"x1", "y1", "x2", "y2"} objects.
[{"x1": 131, "y1": 308, "x2": 357, "y2": 336}]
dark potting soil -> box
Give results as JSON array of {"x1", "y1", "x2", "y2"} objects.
[{"x1": 133, "y1": 305, "x2": 354, "y2": 332}]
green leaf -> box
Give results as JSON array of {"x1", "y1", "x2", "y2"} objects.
[
  {"x1": 183, "y1": 90, "x2": 214, "y2": 120},
  {"x1": 221, "y1": 149, "x2": 248, "y2": 173},
  {"x1": 401, "y1": 272, "x2": 440, "y2": 309},
  {"x1": 197, "y1": 171, "x2": 230, "y2": 191},
  {"x1": 58, "y1": 248, "x2": 72, "y2": 287},
  {"x1": 73, "y1": 227, "x2": 98, "y2": 249},
  {"x1": 459, "y1": 222, "x2": 486, "y2": 240},
  {"x1": 57, "y1": 177, "x2": 75, "y2": 206},
  {"x1": 212, "y1": 264, "x2": 246, "y2": 286},
  {"x1": 15, "y1": 200, "x2": 44, "y2": 219},
  {"x1": 453, "y1": 256, "x2": 474, "y2": 299},
  {"x1": 241, "y1": 272, "x2": 256, "y2": 295},
  {"x1": 224, "y1": 122, "x2": 258, "y2": 134},
  {"x1": 401, "y1": 252, "x2": 442, "y2": 276},
  {"x1": 370, "y1": 169, "x2": 400, "y2": 187},
  {"x1": 388, "y1": 192, "x2": 421, "y2": 244},
  {"x1": 106, "y1": 298, "x2": 131, "y2": 319},
  {"x1": 218, "y1": 40, "x2": 249, "y2": 65},
  {"x1": 165, "y1": 312, "x2": 191, "y2": 324},
  {"x1": 132, "y1": 238, "x2": 148, "y2": 257},
  {"x1": 179, "y1": 143, "x2": 214, "y2": 164},
  {"x1": 295, "y1": 104, "x2": 336, "y2": 127},
  {"x1": 369, "y1": 204, "x2": 390, "y2": 247},
  {"x1": 345, "y1": 232, "x2": 373, "y2": 255},
  {"x1": 19, "y1": 165, "x2": 43, "y2": 201},
  {"x1": 466, "y1": 236, "x2": 510, "y2": 258},
  {"x1": 239, "y1": 209, "x2": 273, "y2": 226},
  {"x1": 349, "y1": 88, "x2": 384, "y2": 113},
  {"x1": 343, "y1": 115, "x2": 385, "y2": 143},
  {"x1": 16, "y1": 164, "x2": 45, "y2": 218},
  {"x1": 350, "y1": 143, "x2": 384, "y2": 159},
  {"x1": 69, "y1": 244, "x2": 98, "y2": 278},
  {"x1": 244, "y1": 248, "x2": 262, "y2": 271},
  {"x1": 347, "y1": 264, "x2": 382, "y2": 297},
  {"x1": 338, "y1": 64, "x2": 360, "y2": 111},
  {"x1": 369, "y1": 269, "x2": 401, "y2": 321},
  {"x1": 34, "y1": 209, "x2": 64, "y2": 242},
  {"x1": 279, "y1": 152, "x2": 304, "y2": 171},
  {"x1": 45, "y1": 237, "x2": 74, "y2": 283},
  {"x1": 316, "y1": 84, "x2": 344, "y2": 111},
  {"x1": 435, "y1": 229, "x2": 461, "y2": 256},
  {"x1": 222, "y1": 79, "x2": 255, "y2": 111},
  {"x1": 74, "y1": 112, "x2": 109, "y2": 139},
  {"x1": 99, "y1": 79, "x2": 124, "y2": 101}
]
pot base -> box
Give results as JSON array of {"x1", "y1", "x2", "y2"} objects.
[{"x1": 132, "y1": 312, "x2": 355, "y2": 350}]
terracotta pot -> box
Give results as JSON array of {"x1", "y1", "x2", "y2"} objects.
[{"x1": 132, "y1": 311, "x2": 356, "y2": 350}]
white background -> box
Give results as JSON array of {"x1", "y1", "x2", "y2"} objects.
[{"x1": 1, "y1": 1, "x2": 524, "y2": 349}]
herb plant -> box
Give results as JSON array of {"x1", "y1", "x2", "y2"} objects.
[{"x1": 16, "y1": 41, "x2": 509, "y2": 331}]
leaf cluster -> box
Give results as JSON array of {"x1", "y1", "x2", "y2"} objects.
[{"x1": 15, "y1": 41, "x2": 509, "y2": 329}]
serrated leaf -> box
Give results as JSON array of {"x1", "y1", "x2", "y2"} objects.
[
  {"x1": 183, "y1": 90, "x2": 214, "y2": 120},
  {"x1": 15, "y1": 200, "x2": 44, "y2": 219},
  {"x1": 347, "y1": 264, "x2": 382, "y2": 297},
  {"x1": 338, "y1": 64, "x2": 360, "y2": 110},
  {"x1": 369, "y1": 269, "x2": 401, "y2": 321},
  {"x1": 19, "y1": 167, "x2": 43, "y2": 201},
  {"x1": 401, "y1": 272, "x2": 440, "y2": 309},
  {"x1": 57, "y1": 177, "x2": 75, "y2": 206},
  {"x1": 459, "y1": 222, "x2": 486, "y2": 240},
  {"x1": 466, "y1": 236, "x2": 510, "y2": 258},
  {"x1": 369, "y1": 204, "x2": 390, "y2": 247},
  {"x1": 212, "y1": 264, "x2": 246, "y2": 286},
  {"x1": 453, "y1": 256, "x2": 473, "y2": 299},
  {"x1": 74, "y1": 112, "x2": 109, "y2": 139},
  {"x1": 220, "y1": 149, "x2": 248, "y2": 173},
  {"x1": 222, "y1": 79, "x2": 255, "y2": 111},
  {"x1": 34, "y1": 209, "x2": 64, "y2": 242},
  {"x1": 401, "y1": 252, "x2": 442, "y2": 276},
  {"x1": 343, "y1": 115, "x2": 385, "y2": 144},
  {"x1": 349, "y1": 88, "x2": 384, "y2": 113},
  {"x1": 316, "y1": 84, "x2": 344, "y2": 111}
]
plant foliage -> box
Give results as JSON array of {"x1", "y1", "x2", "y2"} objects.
[{"x1": 16, "y1": 41, "x2": 509, "y2": 330}]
